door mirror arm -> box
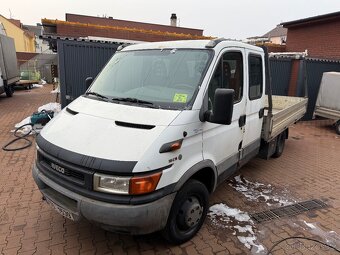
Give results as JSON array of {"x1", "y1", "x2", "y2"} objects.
[{"x1": 85, "y1": 77, "x2": 93, "y2": 90}]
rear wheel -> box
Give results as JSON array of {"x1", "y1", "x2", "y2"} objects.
[
  {"x1": 5, "y1": 85, "x2": 13, "y2": 97},
  {"x1": 162, "y1": 179, "x2": 209, "y2": 244},
  {"x1": 272, "y1": 132, "x2": 286, "y2": 158},
  {"x1": 335, "y1": 121, "x2": 340, "y2": 135}
]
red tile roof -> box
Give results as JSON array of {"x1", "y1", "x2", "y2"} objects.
[{"x1": 66, "y1": 13, "x2": 203, "y2": 36}]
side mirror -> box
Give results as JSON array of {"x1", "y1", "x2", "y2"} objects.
[
  {"x1": 205, "y1": 88, "x2": 234, "y2": 125},
  {"x1": 85, "y1": 77, "x2": 93, "y2": 89}
]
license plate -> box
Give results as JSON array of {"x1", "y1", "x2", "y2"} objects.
[{"x1": 46, "y1": 198, "x2": 74, "y2": 221}]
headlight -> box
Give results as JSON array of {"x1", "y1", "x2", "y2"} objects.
[
  {"x1": 93, "y1": 172, "x2": 162, "y2": 195},
  {"x1": 93, "y1": 174, "x2": 130, "y2": 194}
]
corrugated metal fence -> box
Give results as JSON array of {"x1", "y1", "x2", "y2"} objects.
[
  {"x1": 269, "y1": 58, "x2": 292, "y2": 96},
  {"x1": 58, "y1": 40, "x2": 119, "y2": 107},
  {"x1": 269, "y1": 57, "x2": 340, "y2": 120},
  {"x1": 304, "y1": 59, "x2": 340, "y2": 119}
]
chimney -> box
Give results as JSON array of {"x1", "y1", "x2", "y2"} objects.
[{"x1": 170, "y1": 13, "x2": 177, "y2": 27}]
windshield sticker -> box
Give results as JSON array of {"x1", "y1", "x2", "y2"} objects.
[{"x1": 173, "y1": 93, "x2": 188, "y2": 103}]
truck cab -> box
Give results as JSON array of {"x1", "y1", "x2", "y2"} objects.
[{"x1": 33, "y1": 39, "x2": 307, "y2": 244}]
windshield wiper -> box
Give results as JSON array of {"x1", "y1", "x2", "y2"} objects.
[
  {"x1": 85, "y1": 91, "x2": 109, "y2": 101},
  {"x1": 112, "y1": 97, "x2": 158, "y2": 108}
]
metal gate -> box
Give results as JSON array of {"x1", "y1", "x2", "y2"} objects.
[{"x1": 58, "y1": 40, "x2": 119, "y2": 107}]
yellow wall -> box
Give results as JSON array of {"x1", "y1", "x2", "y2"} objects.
[{"x1": 0, "y1": 15, "x2": 35, "y2": 52}]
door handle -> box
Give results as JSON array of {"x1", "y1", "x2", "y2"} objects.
[{"x1": 239, "y1": 115, "x2": 246, "y2": 127}]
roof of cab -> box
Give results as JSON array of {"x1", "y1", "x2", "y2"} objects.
[{"x1": 122, "y1": 39, "x2": 263, "y2": 52}]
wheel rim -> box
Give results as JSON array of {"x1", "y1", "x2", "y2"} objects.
[{"x1": 177, "y1": 196, "x2": 203, "y2": 231}]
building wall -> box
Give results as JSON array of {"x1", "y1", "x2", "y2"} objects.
[
  {"x1": 286, "y1": 19, "x2": 340, "y2": 59},
  {"x1": 66, "y1": 13, "x2": 203, "y2": 36},
  {"x1": 0, "y1": 16, "x2": 35, "y2": 52}
]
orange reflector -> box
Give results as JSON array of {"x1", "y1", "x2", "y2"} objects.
[
  {"x1": 129, "y1": 172, "x2": 162, "y2": 195},
  {"x1": 159, "y1": 139, "x2": 183, "y2": 153},
  {"x1": 170, "y1": 142, "x2": 182, "y2": 151}
]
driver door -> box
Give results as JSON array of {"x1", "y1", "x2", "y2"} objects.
[{"x1": 202, "y1": 48, "x2": 246, "y2": 181}]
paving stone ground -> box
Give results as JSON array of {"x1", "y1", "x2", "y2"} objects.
[{"x1": 0, "y1": 85, "x2": 339, "y2": 255}]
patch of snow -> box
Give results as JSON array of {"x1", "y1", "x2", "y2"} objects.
[
  {"x1": 38, "y1": 102, "x2": 61, "y2": 113},
  {"x1": 291, "y1": 221, "x2": 340, "y2": 249},
  {"x1": 32, "y1": 84, "x2": 44, "y2": 88},
  {"x1": 303, "y1": 220, "x2": 316, "y2": 229},
  {"x1": 209, "y1": 203, "x2": 266, "y2": 253},
  {"x1": 51, "y1": 88, "x2": 59, "y2": 94},
  {"x1": 229, "y1": 175, "x2": 294, "y2": 206},
  {"x1": 234, "y1": 225, "x2": 254, "y2": 234},
  {"x1": 12, "y1": 116, "x2": 32, "y2": 135},
  {"x1": 209, "y1": 204, "x2": 251, "y2": 222}
]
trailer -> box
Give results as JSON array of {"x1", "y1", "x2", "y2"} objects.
[
  {"x1": 0, "y1": 34, "x2": 20, "y2": 97},
  {"x1": 15, "y1": 80, "x2": 41, "y2": 90},
  {"x1": 314, "y1": 72, "x2": 340, "y2": 135}
]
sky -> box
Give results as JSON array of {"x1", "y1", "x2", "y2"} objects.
[{"x1": 2, "y1": 0, "x2": 340, "y2": 39}]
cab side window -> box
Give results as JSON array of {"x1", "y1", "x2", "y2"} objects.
[
  {"x1": 248, "y1": 55, "x2": 263, "y2": 100},
  {"x1": 208, "y1": 52, "x2": 243, "y2": 109}
]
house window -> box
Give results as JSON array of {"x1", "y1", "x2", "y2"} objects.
[{"x1": 248, "y1": 55, "x2": 263, "y2": 100}]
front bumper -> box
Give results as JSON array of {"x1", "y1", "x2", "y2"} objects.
[{"x1": 33, "y1": 164, "x2": 176, "y2": 235}]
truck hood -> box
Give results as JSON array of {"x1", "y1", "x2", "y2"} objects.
[{"x1": 39, "y1": 97, "x2": 181, "y2": 167}]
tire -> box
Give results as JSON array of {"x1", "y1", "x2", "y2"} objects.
[
  {"x1": 336, "y1": 121, "x2": 340, "y2": 135},
  {"x1": 272, "y1": 132, "x2": 286, "y2": 158},
  {"x1": 5, "y1": 85, "x2": 13, "y2": 97},
  {"x1": 162, "y1": 179, "x2": 209, "y2": 244}
]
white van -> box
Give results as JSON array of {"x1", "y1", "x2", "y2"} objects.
[{"x1": 33, "y1": 39, "x2": 307, "y2": 243}]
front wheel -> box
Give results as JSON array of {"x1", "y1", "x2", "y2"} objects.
[
  {"x1": 335, "y1": 121, "x2": 340, "y2": 135},
  {"x1": 162, "y1": 179, "x2": 209, "y2": 244}
]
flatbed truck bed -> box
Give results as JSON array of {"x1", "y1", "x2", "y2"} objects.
[{"x1": 262, "y1": 95, "x2": 308, "y2": 142}]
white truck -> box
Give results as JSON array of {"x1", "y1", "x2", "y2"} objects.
[
  {"x1": 314, "y1": 72, "x2": 340, "y2": 135},
  {"x1": 33, "y1": 39, "x2": 307, "y2": 243}
]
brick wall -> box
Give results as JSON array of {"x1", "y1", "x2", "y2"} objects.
[
  {"x1": 286, "y1": 19, "x2": 340, "y2": 60},
  {"x1": 66, "y1": 13, "x2": 203, "y2": 36}
]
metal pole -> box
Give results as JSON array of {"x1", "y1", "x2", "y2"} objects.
[{"x1": 261, "y1": 46, "x2": 273, "y2": 116}]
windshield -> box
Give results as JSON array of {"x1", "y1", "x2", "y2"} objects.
[{"x1": 88, "y1": 49, "x2": 212, "y2": 109}]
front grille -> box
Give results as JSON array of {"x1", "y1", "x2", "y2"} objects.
[
  {"x1": 42, "y1": 156, "x2": 85, "y2": 181},
  {"x1": 37, "y1": 149, "x2": 94, "y2": 189}
]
